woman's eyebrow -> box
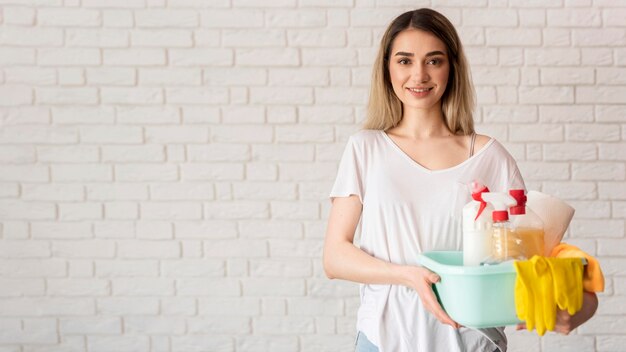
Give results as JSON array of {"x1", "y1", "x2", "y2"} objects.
[{"x1": 393, "y1": 50, "x2": 446, "y2": 57}]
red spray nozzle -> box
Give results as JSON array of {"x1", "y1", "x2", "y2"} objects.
[{"x1": 509, "y1": 189, "x2": 526, "y2": 215}]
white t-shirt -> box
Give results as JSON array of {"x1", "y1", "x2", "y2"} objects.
[{"x1": 330, "y1": 130, "x2": 525, "y2": 352}]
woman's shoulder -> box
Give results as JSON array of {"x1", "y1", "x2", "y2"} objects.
[{"x1": 348, "y1": 129, "x2": 383, "y2": 144}]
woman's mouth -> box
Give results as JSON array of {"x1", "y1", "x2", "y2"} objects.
[{"x1": 406, "y1": 87, "x2": 433, "y2": 98}]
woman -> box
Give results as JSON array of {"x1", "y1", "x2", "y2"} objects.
[{"x1": 323, "y1": 8, "x2": 597, "y2": 352}]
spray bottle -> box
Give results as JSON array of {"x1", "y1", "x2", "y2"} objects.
[
  {"x1": 462, "y1": 181, "x2": 494, "y2": 266},
  {"x1": 482, "y1": 192, "x2": 524, "y2": 263},
  {"x1": 509, "y1": 189, "x2": 545, "y2": 259}
]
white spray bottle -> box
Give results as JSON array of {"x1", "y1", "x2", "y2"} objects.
[
  {"x1": 482, "y1": 192, "x2": 523, "y2": 264},
  {"x1": 462, "y1": 181, "x2": 494, "y2": 266}
]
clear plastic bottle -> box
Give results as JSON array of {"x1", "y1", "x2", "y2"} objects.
[
  {"x1": 482, "y1": 192, "x2": 524, "y2": 263},
  {"x1": 509, "y1": 189, "x2": 545, "y2": 259},
  {"x1": 462, "y1": 182, "x2": 494, "y2": 266}
]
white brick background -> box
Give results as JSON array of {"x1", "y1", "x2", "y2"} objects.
[{"x1": 0, "y1": 0, "x2": 624, "y2": 351}]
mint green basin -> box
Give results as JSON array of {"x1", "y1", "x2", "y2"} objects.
[{"x1": 416, "y1": 251, "x2": 522, "y2": 329}]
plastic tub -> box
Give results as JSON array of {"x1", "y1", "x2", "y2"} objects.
[{"x1": 416, "y1": 251, "x2": 521, "y2": 328}]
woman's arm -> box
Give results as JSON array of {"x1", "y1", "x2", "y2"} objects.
[
  {"x1": 323, "y1": 195, "x2": 460, "y2": 328},
  {"x1": 516, "y1": 291, "x2": 598, "y2": 334}
]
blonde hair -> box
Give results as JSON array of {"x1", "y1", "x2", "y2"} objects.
[{"x1": 364, "y1": 8, "x2": 475, "y2": 135}]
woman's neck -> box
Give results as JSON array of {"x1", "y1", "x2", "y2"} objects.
[{"x1": 391, "y1": 105, "x2": 452, "y2": 139}]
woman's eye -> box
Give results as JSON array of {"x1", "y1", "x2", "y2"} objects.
[
  {"x1": 398, "y1": 59, "x2": 410, "y2": 65},
  {"x1": 427, "y1": 58, "x2": 441, "y2": 65}
]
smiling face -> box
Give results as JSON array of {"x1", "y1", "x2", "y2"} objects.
[{"x1": 388, "y1": 28, "x2": 450, "y2": 114}]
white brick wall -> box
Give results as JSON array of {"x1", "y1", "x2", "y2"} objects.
[{"x1": 0, "y1": 1, "x2": 624, "y2": 351}]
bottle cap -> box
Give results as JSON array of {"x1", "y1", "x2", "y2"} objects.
[
  {"x1": 509, "y1": 189, "x2": 527, "y2": 215},
  {"x1": 493, "y1": 210, "x2": 509, "y2": 222}
]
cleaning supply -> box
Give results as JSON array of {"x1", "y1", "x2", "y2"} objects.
[
  {"x1": 514, "y1": 256, "x2": 584, "y2": 336},
  {"x1": 550, "y1": 243, "x2": 604, "y2": 292},
  {"x1": 509, "y1": 189, "x2": 545, "y2": 259},
  {"x1": 462, "y1": 181, "x2": 494, "y2": 266},
  {"x1": 482, "y1": 192, "x2": 522, "y2": 263},
  {"x1": 526, "y1": 191, "x2": 575, "y2": 256}
]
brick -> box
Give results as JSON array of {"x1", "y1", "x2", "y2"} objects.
[
  {"x1": 574, "y1": 28, "x2": 626, "y2": 46},
  {"x1": 0, "y1": 85, "x2": 32, "y2": 106},
  {"x1": 117, "y1": 240, "x2": 180, "y2": 259},
  {"x1": 0, "y1": 298, "x2": 94, "y2": 316},
  {"x1": 599, "y1": 143, "x2": 626, "y2": 160},
  {"x1": 302, "y1": 48, "x2": 358, "y2": 66},
  {"x1": 222, "y1": 29, "x2": 285, "y2": 47},
  {"x1": 0, "y1": 200, "x2": 54, "y2": 220},
  {"x1": 287, "y1": 29, "x2": 345, "y2": 47},
  {"x1": 200, "y1": 9, "x2": 262, "y2": 27},
  {"x1": 577, "y1": 316, "x2": 626, "y2": 334},
  {"x1": 86, "y1": 68, "x2": 136, "y2": 85},
  {"x1": 38, "y1": 48, "x2": 100, "y2": 66},
  {"x1": 0, "y1": 258, "x2": 65, "y2": 278},
  {"x1": 150, "y1": 183, "x2": 214, "y2": 200},
  {"x1": 250, "y1": 258, "x2": 311, "y2": 277},
  {"x1": 135, "y1": 9, "x2": 198, "y2": 27},
  {"x1": 596, "y1": 105, "x2": 626, "y2": 123},
  {"x1": 66, "y1": 28, "x2": 128, "y2": 47},
  {"x1": 232, "y1": 182, "x2": 295, "y2": 201},
  {"x1": 547, "y1": 9, "x2": 601, "y2": 27},
  {"x1": 141, "y1": 202, "x2": 202, "y2": 220},
  {"x1": 87, "y1": 336, "x2": 149, "y2": 352},
  {"x1": 246, "y1": 162, "x2": 277, "y2": 181},
  {"x1": 0, "y1": 318, "x2": 57, "y2": 344},
  {"x1": 0, "y1": 27, "x2": 63, "y2": 46},
  {"x1": 462, "y1": 9, "x2": 517, "y2": 26},
  {"x1": 183, "y1": 107, "x2": 220, "y2": 123},
  {"x1": 525, "y1": 48, "x2": 580, "y2": 66},
  {"x1": 22, "y1": 184, "x2": 84, "y2": 201},
  {"x1": 243, "y1": 279, "x2": 305, "y2": 297},
  {"x1": 199, "y1": 297, "x2": 259, "y2": 316},
  {"x1": 570, "y1": 219, "x2": 624, "y2": 238},
  {"x1": 577, "y1": 86, "x2": 626, "y2": 104},
  {"x1": 350, "y1": 8, "x2": 404, "y2": 27},
  {"x1": 176, "y1": 278, "x2": 240, "y2": 296},
  {"x1": 161, "y1": 259, "x2": 224, "y2": 277},
  {"x1": 125, "y1": 317, "x2": 186, "y2": 334},
  {"x1": 543, "y1": 143, "x2": 596, "y2": 161},
  {"x1": 0, "y1": 48, "x2": 35, "y2": 65},
  {"x1": 0, "y1": 241, "x2": 49, "y2": 258},
  {"x1": 174, "y1": 220, "x2": 237, "y2": 239},
  {"x1": 540, "y1": 67, "x2": 594, "y2": 85},
  {"x1": 187, "y1": 317, "x2": 250, "y2": 334},
  {"x1": 102, "y1": 9, "x2": 134, "y2": 26},
  {"x1": 237, "y1": 336, "x2": 299, "y2": 352},
  {"x1": 517, "y1": 162, "x2": 570, "y2": 181},
  {"x1": 31, "y1": 222, "x2": 91, "y2": 240},
  {"x1": 204, "y1": 239, "x2": 267, "y2": 258},
  {"x1": 596, "y1": 68, "x2": 626, "y2": 85},
  {"x1": 572, "y1": 162, "x2": 625, "y2": 181},
  {"x1": 38, "y1": 8, "x2": 101, "y2": 26},
  {"x1": 169, "y1": 49, "x2": 232, "y2": 66},
  {"x1": 60, "y1": 317, "x2": 121, "y2": 334},
  {"x1": 0, "y1": 278, "x2": 45, "y2": 297},
  {"x1": 139, "y1": 68, "x2": 200, "y2": 86},
  {"x1": 180, "y1": 164, "x2": 244, "y2": 181},
  {"x1": 509, "y1": 124, "x2": 563, "y2": 142},
  {"x1": 115, "y1": 164, "x2": 177, "y2": 182},
  {"x1": 483, "y1": 106, "x2": 536, "y2": 123},
  {"x1": 486, "y1": 28, "x2": 541, "y2": 46},
  {"x1": 145, "y1": 126, "x2": 208, "y2": 143},
  {"x1": 97, "y1": 297, "x2": 159, "y2": 315},
  {"x1": 538, "y1": 105, "x2": 593, "y2": 123},
  {"x1": 93, "y1": 221, "x2": 134, "y2": 239},
  {"x1": 599, "y1": 182, "x2": 626, "y2": 200},
  {"x1": 102, "y1": 145, "x2": 164, "y2": 163},
  {"x1": 47, "y1": 279, "x2": 109, "y2": 296},
  {"x1": 102, "y1": 87, "x2": 163, "y2": 104},
  {"x1": 209, "y1": 125, "x2": 272, "y2": 143},
  {"x1": 112, "y1": 278, "x2": 174, "y2": 296},
  {"x1": 52, "y1": 106, "x2": 114, "y2": 124},
  {"x1": 95, "y1": 260, "x2": 158, "y2": 277},
  {"x1": 519, "y1": 86, "x2": 574, "y2": 104},
  {"x1": 172, "y1": 336, "x2": 234, "y2": 352},
  {"x1": 166, "y1": 87, "x2": 228, "y2": 104},
  {"x1": 53, "y1": 240, "x2": 115, "y2": 259},
  {"x1": 3, "y1": 6, "x2": 35, "y2": 25},
  {"x1": 87, "y1": 184, "x2": 148, "y2": 200},
  {"x1": 51, "y1": 164, "x2": 111, "y2": 182},
  {"x1": 237, "y1": 48, "x2": 299, "y2": 67},
  {"x1": 131, "y1": 29, "x2": 193, "y2": 47},
  {"x1": 37, "y1": 87, "x2": 98, "y2": 105},
  {"x1": 4, "y1": 67, "x2": 56, "y2": 86},
  {"x1": 104, "y1": 49, "x2": 166, "y2": 66},
  {"x1": 220, "y1": 106, "x2": 263, "y2": 124},
  {"x1": 252, "y1": 144, "x2": 314, "y2": 162},
  {"x1": 566, "y1": 124, "x2": 620, "y2": 141},
  {"x1": 268, "y1": 68, "x2": 328, "y2": 87},
  {"x1": 205, "y1": 201, "x2": 269, "y2": 219},
  {"x1": 0, "y1": 125, "x2": 78, "y2": 144},
  {"x1": 0, "y1": 146, "x2": 35, "y2": 163}
]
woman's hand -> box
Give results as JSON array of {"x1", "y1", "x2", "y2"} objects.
[
  {"x1": 516, "y1": 291, "x2": 598, "y2": 335},
  {"x1": 404, "y1": 265, "x2": 460, "y2": 329}
]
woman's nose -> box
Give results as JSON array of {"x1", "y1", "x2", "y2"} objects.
[{"x1": 412, "y1": 64, "x2": 430, "y2": 83}]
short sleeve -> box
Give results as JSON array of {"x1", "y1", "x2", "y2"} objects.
[{"x1": 329, "y1": 136, "x2": 364, "y2": 203}]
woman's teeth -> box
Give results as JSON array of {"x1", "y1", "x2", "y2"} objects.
[{"x1": 408, "y1": 87, "x2": 432, "y2": 92}]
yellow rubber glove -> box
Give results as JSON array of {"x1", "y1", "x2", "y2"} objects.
[
  {"x1": 546, "y1": 257, "x2": 584, "y2": 315},
  {"x1": 514, "y1": 256, "x2": 555, "y2": 336}
]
